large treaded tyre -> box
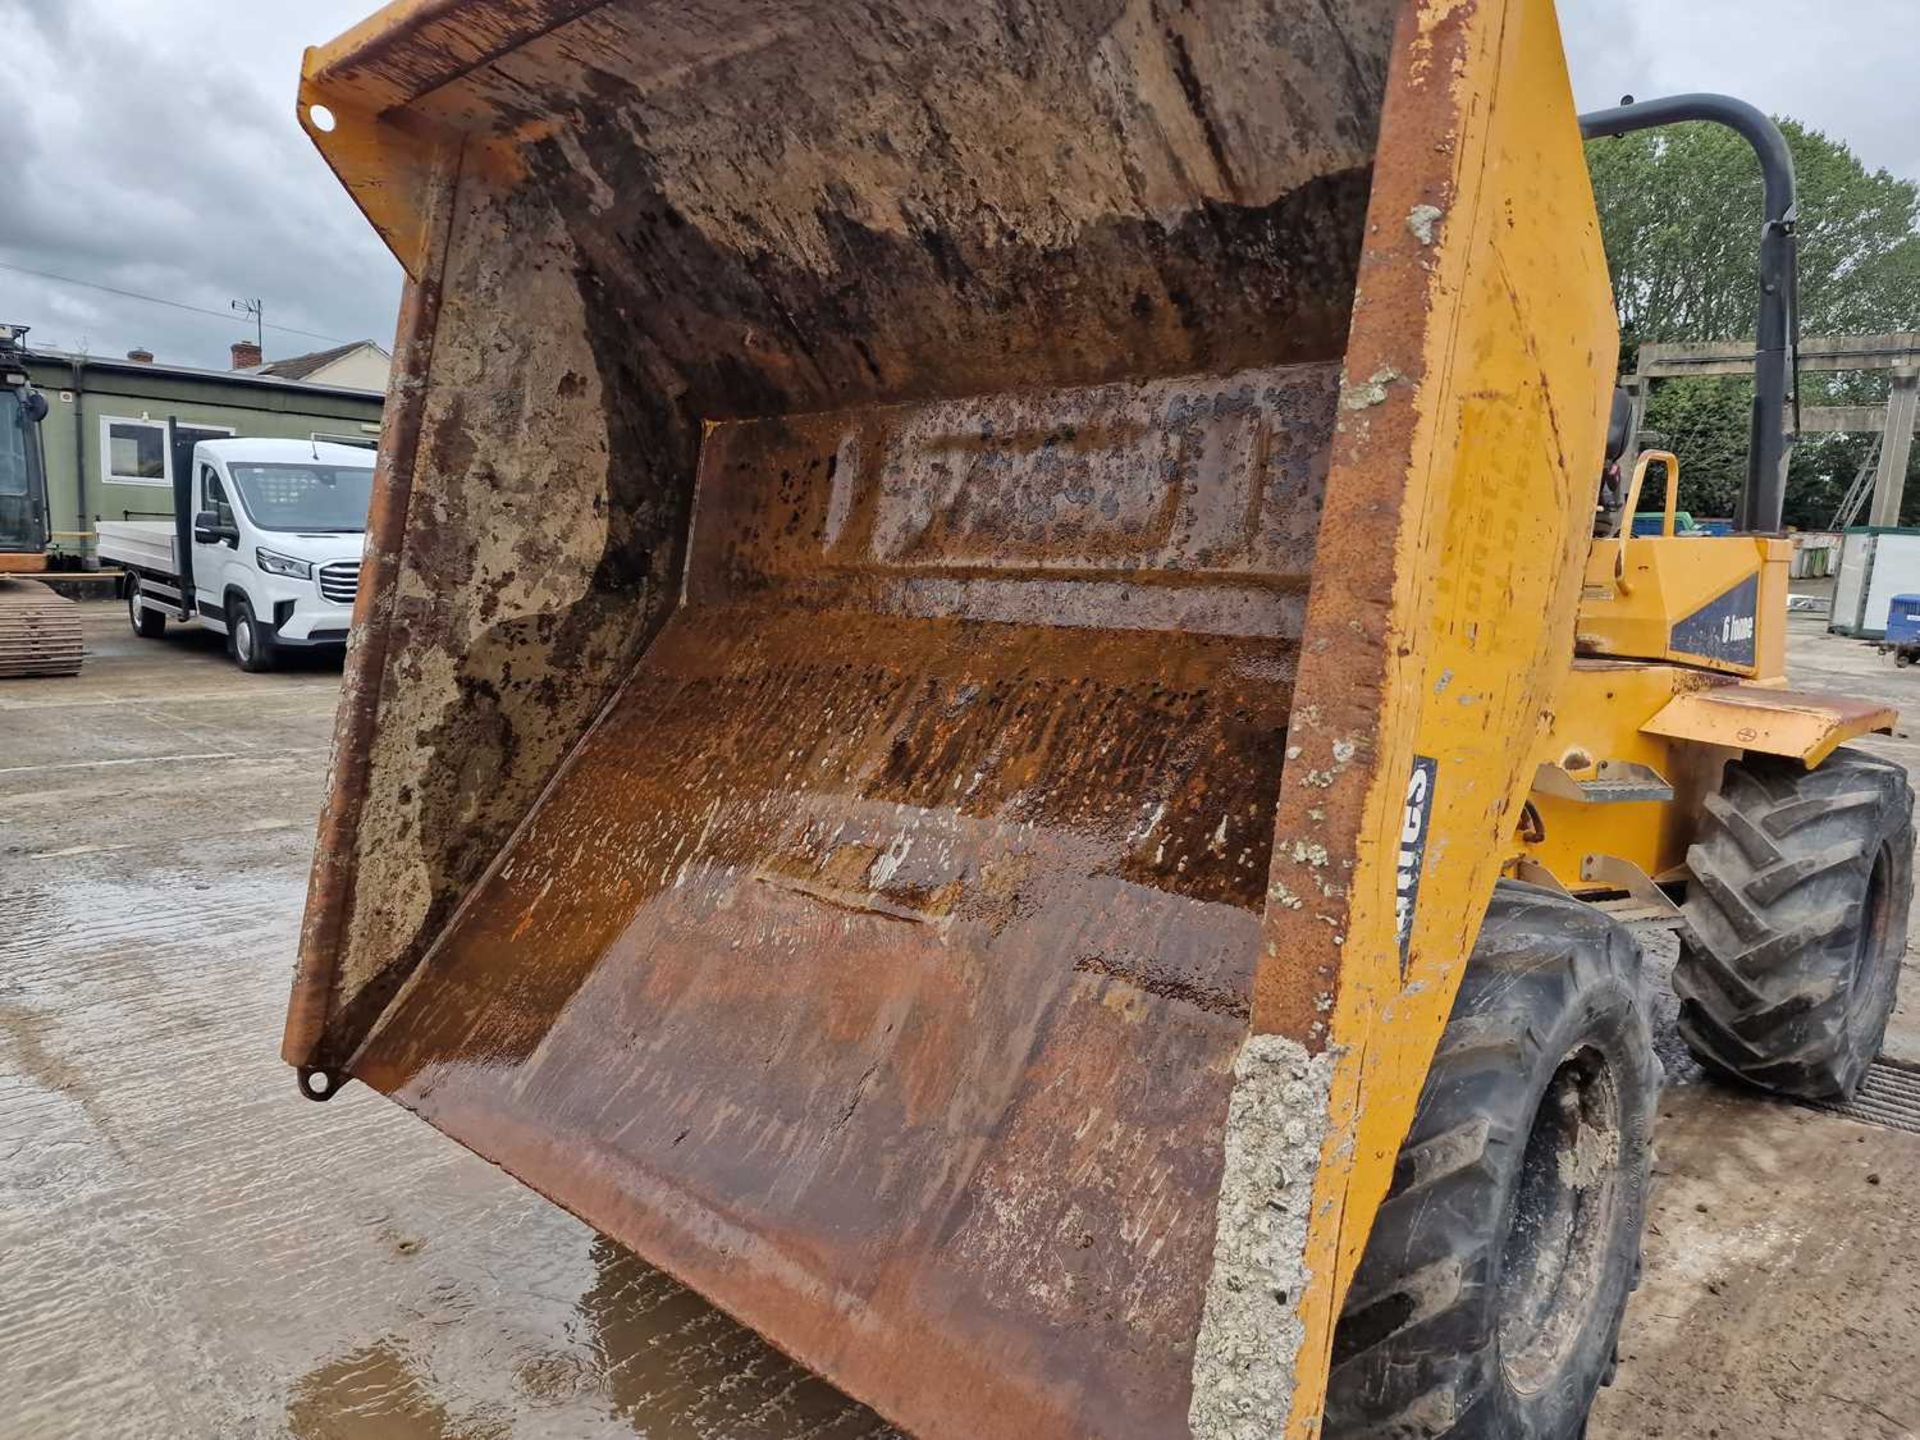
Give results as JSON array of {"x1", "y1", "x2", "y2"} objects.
[
  {"x1": 1675, "y1": 747, "x2": 1914, "y2": 1100},
  {"x1": 1326, "y1": 883, "x2": 1657, "y2": 1440}
]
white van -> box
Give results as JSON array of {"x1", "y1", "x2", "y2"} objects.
[{"x1": 97, "y1": 437, "x2": 374, "y2": 671}]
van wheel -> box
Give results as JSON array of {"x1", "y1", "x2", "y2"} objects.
[
  {"x1": 1326, "y1": 883, "x2": 1657, "y2": 1440},
  {"x1": 1676, "y1": 748, "x2": 1913, "y2": 1099},
  {"x1": 127, "y1": 574, "x2": 166, "y2": 638},
  {"x1": 229, "y1": 596, "x2": 277, "y2": 673}
]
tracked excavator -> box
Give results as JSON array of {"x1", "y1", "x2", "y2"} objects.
[
  {"x1": 282, "y1": 2, "x2": 1912, "y2": 1436},
  {"x1": 0, "y1": 324, "x2": 83, "y2": 678}
]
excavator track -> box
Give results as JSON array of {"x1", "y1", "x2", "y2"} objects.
[{"x1": 0, "y1": 577, "x2": 84, "y2": 678}]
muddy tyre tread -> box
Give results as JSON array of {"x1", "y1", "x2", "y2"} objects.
[
  {"x1": 1676, "y1": 747, "x2": 1914, "y2": 1100},
  {"x1": 1325, "y1": 883, "x2": 1657, "y2": 1440}
]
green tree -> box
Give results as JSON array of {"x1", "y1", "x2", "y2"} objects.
[
  {"x1": 1640, "y1": 376, "x2": 1747, "y2": 520},
  {"x1": 1586, "y1": 119, "x2": 1920, "y2": 525}
]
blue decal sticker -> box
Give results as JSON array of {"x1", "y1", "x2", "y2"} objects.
[
  {"x1": 1669, "y1": 574, "x2": 1759, "y2": 667},
  {"x1": 1396, "y1": 756, "x2": 1437, "y2": 977}
]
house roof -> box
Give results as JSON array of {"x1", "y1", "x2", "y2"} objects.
[
  {"x1": 23, "y1": 345, "x2": 385, "y2": 399},
  {"x1": 256, "y1": 339, "x2": 388, "y2": 381}
]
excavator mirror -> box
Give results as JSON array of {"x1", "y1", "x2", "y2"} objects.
[{"x1": 20, "y1": 389, "x2": 48, "y2": 424}]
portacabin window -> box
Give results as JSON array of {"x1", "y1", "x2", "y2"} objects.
[{"x1": 102, "y1": 416, "x2": 168, "y2": 486}]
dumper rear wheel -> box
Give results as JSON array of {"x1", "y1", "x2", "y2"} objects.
[
  {"x1": 1326, "y1": 883, "x2": 1656, "y2": 1440},
  {"x1": 1676, "y1": 748, "x2": 1913, "y2": 1100}
]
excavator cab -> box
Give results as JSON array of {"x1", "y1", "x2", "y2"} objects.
[
  {"x1": 0, "y1": 323, "x2": 82, "y2": 677},
  {"x1": 0, "y1": 324, "x2": 54, "y2": 567}
]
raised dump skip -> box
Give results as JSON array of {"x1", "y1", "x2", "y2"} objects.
[
  {"x1": 289, "y1": 1, "x2": 1619, "y2": 1434},
  {"x1": 290, "y1": 0, "x2": 1396, "y2": 1078},
  {"x1": 350, "y1": 364, "x2": 1341, "y2": 1434}
]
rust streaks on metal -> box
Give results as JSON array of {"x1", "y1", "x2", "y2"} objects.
[
  {"x1": 1251, "y1": 0, "x2": 1477, "y2": 1044},
  {"x1": 286, "y1": 166, "x2": 457, "y2": 1071},
  {"x1": 337, "y1": 366, "x2": 1337, "y2": 1437},
  {"x1": 306, "y1": 0, "x2": 611, "y2": 114},
  {"x1": 289, "y1": 1, "x2": 1410, "y2": 1432}
]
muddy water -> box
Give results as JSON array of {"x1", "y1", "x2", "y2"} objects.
[{"x1": 0, "y1": 613, "x2": 897, "y2": 1440}]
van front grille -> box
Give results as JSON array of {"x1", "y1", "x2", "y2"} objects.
[{"x1": 318, "y1": 561, "x2": 361, "y2": 605}]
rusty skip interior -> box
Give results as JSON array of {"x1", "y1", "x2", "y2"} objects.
[{"x1": 295, "y1": 2, "x2": 1404, "y2": 1433}]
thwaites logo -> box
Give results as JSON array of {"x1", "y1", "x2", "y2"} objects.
[
  {"x1": 1670, "y1": 575, "x2": 1759, "y2": 667},
  {"x1": 1396, "y1": 756, "x2": 1438, "y2": 975}
]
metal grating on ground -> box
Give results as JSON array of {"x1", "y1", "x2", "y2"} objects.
[{"x1": 1807, "y1": 1059, "x2": 1920, "y2": 1136}]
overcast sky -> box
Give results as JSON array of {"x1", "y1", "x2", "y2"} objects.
[{"x1": 2, "y1": 0, "x2": 1917, "y2": 373}]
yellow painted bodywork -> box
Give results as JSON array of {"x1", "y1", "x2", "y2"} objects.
[
  {"x1": 1517, "y1": 659, "x2": 1897, "y2": 893},
  {"x1": 1573, "y1": 449, "x2": 1792, "y2": 679},
  {"x1": 294, "y1": 77, "x2": 450, "y2": 288},
  {"x1": 1519, "y1": 437, "x2": 1884, "y2": 893},
  {"x1": 1288, "y1": 23, "x2": 1891, "y2": 1422},
  {"x1": 1520, "y1": 662, "x2": 1735, "y2": 888},
  {"x1": 1516, "y1": 445, "x2": 1824, "y2": 896},
  {"x1": 1643, "y1": 684, "x2": 1897, "y2": 769},
  {"x1": 1577, "y1": 533, "x2": 1789, "y2": 677},
  {"x1": 1271, "y1": 2, "x2": 1621, "y2": 1428}
]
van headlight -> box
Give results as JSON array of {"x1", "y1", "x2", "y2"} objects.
[{"x1": 256, "y1": 548, "x2": 313, "y2": 579}]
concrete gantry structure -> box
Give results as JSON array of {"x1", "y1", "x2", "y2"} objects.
[{"x1": 1627, "y1": 333, "x2": 1920, "y2": 526}]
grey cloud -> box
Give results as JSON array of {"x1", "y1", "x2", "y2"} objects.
[
  {"x1": 0, "y1": 0, "x2": 401, "y2": 368},
  {"x1": 1557, "y1": 0, "x2": 1920, "y2": 185}
]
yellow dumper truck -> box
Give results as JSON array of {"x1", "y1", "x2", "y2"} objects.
[{"x1": 284, "y1": 2, "x2": 1912, "y2": 1435}]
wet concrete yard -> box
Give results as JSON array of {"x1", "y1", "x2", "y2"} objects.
[
  {"x1": 3, "y1": 603, "x2": 1919, "y2": 1437},
  {"x1": 0, "y1": 609, "x2": 896, "y2": 1440}
]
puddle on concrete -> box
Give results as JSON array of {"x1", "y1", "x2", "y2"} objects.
[
  {"x1": 283, "y1": 1238, "x2": 900, "y2": 1440},
  {"x1": 575, "y1": 1239, "x2": 900, "y2": 1440},
  {"x1": 289, "y1": 1338, "x2": 497, "y2": 1440},
  {"x1": 0, "y1": 857, "x2": 900, "y2": 1439}
]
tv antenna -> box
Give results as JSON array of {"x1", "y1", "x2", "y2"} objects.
[{"x1": 231, "y1": 297, "x2": 264, "y2": 352}]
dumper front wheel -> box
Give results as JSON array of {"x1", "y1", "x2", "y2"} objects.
[
  {"x1": 1327, "y1": 884, "x2": 1656, "y2": 1440},
  {"x1": 1676, "y1": 748, "x2": 1914, "y2": 1099}
]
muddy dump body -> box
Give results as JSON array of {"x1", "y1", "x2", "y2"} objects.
[{"x1": 287, "y1": 2, "x2": 1618, "y2": 1434}]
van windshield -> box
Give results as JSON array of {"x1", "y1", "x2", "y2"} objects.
[{"x1": 229, "y1": 462, "x2": 374, "y2": 533}]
